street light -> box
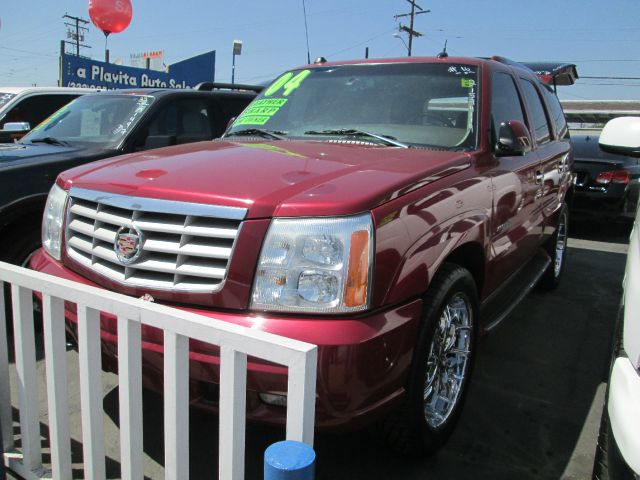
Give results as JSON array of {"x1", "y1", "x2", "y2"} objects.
[
  {"x1": 393, "y1": 32, "x2": 409, "y2": 55},
  {"x1": 231, "y1": 40, "x2": 242, "y2": 84}
]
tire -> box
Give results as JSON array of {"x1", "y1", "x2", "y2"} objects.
[
  {"x1": 378, "y1": 263, "x2": 478, "y2": 455},
  {"x1": 539, "y1": 203, "x2": 569, "y2": 291},
  {"x1": 592, "y1": 401, "x2": 611, "y2": 480},
  {"x1": 593, "y1": 399, "x2": 637, "y2": 480},
  {"x1": 593, "y1": 301, "x2": 637, "y2": 480}
]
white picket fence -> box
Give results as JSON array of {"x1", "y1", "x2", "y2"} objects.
[{"x1": 0, "y1": 261, "x2": 317, "y2": 480}]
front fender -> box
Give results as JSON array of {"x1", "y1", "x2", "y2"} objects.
[
  {"x1": 371, "y1": 172, "x2": 492, "y2": 308},
  {"x1": 379, "y1": 211, "x2": 489, "y2": 307}
]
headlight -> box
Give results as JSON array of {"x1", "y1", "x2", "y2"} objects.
[
  {"x1": 251, "y1": 213, "x2": 373, "y2": 313},
  {"x1": 42, "y1": 184, "x2": 68, "y2": 260}
]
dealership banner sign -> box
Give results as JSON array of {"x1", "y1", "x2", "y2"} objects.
[{"x1": 60, "y1": 50, "x2": 216, "y2": 89}]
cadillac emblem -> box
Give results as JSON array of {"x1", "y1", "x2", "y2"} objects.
[{"x1": 114, "y1": 226, "x2": 143, "y2": 265}]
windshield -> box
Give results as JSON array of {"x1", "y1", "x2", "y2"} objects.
[
  {"x1": 22, "y1": 94, "x2": 155, "y2": 148},
  {"x1": 228, "y1": 63, "x2": 479, "y2": 150},
  {"x1": 0, "y1": 92, "x2": 17, "y2": 113}
]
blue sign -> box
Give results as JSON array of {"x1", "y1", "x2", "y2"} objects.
[{"x1": 60, "y1": 50, "x2": 216, "y2": 89}]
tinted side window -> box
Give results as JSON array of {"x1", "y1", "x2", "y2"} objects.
[
  {"x1": 519, "y1": 79, "x2": 551, "y2": 144},
  {"x1": 146, "y1": 99, "x2": 213, "y2": 144},
  {"x1": 208, "y1": 95, "x2": 255, "y2": 137},
  {"x1": 542, "y1": 87, "x2": 569, "y2": 139},
  {"x1": 491, "y1": 72, "x2": 526, "y2": 143},
  {"x1": 2, "y1": 94, "x2": 79, "y2": 129}
]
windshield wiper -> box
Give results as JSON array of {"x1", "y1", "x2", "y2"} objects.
[
  {"x1": 304, "y1": 128, "x2": 410, "y2": 148},
  {"x1": 30, "y1": 137, "x2": 69, "y2": 146},
  {"x1": 224, "y1": 128, "x2": 287, "y2": 140}
]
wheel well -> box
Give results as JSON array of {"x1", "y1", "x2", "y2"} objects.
[
  {"x1": 0, "y1": 210, "x2": 42, "y2": 244},
  {"x1": 442, "y1": 242, "x2": 485, "y2": 294},
  {"x1": 0, "y1": 208, "x2": 43, "y2": 264}
]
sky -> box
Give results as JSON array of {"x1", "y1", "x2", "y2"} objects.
[{"x1": 0, "y1": 0, "x2": 639, "y2": 101}]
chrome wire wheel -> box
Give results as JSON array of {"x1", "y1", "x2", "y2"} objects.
[
  {"x1": 423, "y1": 292, "x2": 473, "y2": 429},
  {"x1": 554, "y1": 210, "x2": 568, "y2": 278}
]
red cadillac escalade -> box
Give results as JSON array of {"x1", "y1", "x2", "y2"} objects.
[{"x1": 32, "y1": 56, "x2": 575, "y2": 454}]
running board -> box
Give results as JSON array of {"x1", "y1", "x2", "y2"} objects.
[{"x1": 480, "y1": 250, "x2": 551, "y2": 333}]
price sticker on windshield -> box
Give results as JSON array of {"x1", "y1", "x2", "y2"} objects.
[
  {"x1": 233, "y1": 70, "x2": 311, "y2": 127},
  {"x1": 264, "y1": 69, "x2": 311, "y2": 97}
]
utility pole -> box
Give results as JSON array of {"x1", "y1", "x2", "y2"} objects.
[
  {"x1": 394, "y1": 0, "x2": 430, "y2": 56},
  {"x1": 63, "y1": 14, "x2": 91, "y2": 57}
]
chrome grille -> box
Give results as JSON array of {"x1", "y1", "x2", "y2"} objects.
[{"x1": 65, "y1": 188, "x2": 247, "y2": 292}]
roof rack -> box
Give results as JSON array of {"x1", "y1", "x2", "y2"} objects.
[
  {"x1": 194, "y1": 82, "x2": 263, "y2": 93},
  {"x1": 490, "y1": 55, "x2": 524, "y2": 69}
]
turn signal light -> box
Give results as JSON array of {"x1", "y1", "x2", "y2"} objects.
[
  {"x1": 344, "y1": 230, "x2": 369, "y2": 308},
  {"x1": 596, "y1": 169, "x2": 630, "y2": 185}
]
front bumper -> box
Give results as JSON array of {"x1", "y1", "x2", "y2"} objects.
[
  {"x1": 608, "y1": 356, "x2": 640, "y2": 475},
  {"x1": 30, "y1": 249, "x2": 423, "y2": 430}
]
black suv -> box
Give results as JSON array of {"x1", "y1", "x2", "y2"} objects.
[{"x1": 0, "y1": 84, "x2": 259, "y2": 265}]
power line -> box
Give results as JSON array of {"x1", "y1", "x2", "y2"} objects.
[
  {"x1": 0, "y1": 46, "x2": 58, "y2": 58},
  {"x1": 326, "y1": 27, "x2": 398, "y2": 58},
  {"x1": 580, "y1": 76, "x2": 640, "y2": 80},
  {"x1": 578, "y1": 82, "x2": 640, "y2": 87},
  {"x1": 571, "y1": 59, "x2": 640, "y2": 63}
]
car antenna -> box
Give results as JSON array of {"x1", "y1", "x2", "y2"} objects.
[{"x1": 437, "y1": 40, "x2": 448, "y2": 58}]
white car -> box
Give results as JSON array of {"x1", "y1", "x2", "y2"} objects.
[
  {"x1": 0, "y1": 86, "x2": 94, "y2": 141},
  {"x1": 593, "y1": 116, "x2": 640, "y2": 479}
]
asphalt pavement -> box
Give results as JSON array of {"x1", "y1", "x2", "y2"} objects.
[{"x1": 4, "y1": 219, "x2": 631, "y2": 479}]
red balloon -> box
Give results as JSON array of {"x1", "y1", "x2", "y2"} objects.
[{"x1": 88, "y1": 0, "x2": 133, "y2": 35}]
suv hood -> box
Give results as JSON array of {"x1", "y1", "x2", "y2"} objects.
[
  {"x1": 0, "y1": 141, "x2": 105, "y2": 166},
  {"x1": 60, "y1": 139, "x2": 472, "y2": 218}
]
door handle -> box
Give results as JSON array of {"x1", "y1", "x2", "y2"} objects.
[{"x1": 558, "y1": 154, "x2": 569, "y2": 174}]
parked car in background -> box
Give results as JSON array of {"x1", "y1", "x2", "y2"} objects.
[
  {"x1": 31, "y1": 56, "x2": 576, "y2": 454},
  {"x1": 593, "y1": 117, "x2": 640, "y2": 480},
  {"x1": 0, "y1": 84, "x2": 259, "y2": 266},
  {"x1": 0, "y1": 87, "x2": 92, "y2": 142},
  {"x1": 571, "y1": 131, "x2": 640, "y2": 223}
]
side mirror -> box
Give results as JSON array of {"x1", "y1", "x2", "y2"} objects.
[
  {"x1": 2, "y1": 121, "x2": 31, "y2": 132},
  {"x1": 599, "y1": 116, "x2": 640, "y2": 157},
  {"x1": 495, "y1": 120, "x2": 532, "y2": 156}
]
